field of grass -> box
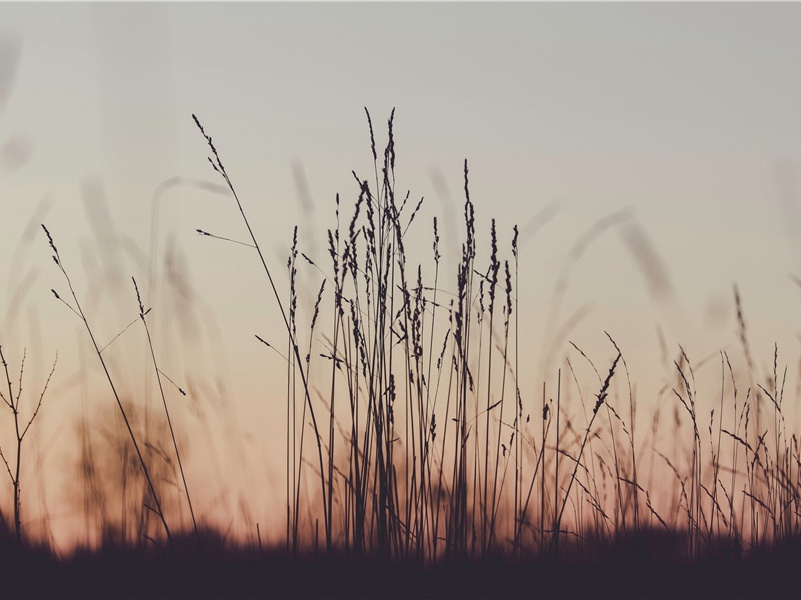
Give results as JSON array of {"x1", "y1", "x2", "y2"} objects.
[{"x1": 1, "y1": 110, "x2": 800, "y2": 598}]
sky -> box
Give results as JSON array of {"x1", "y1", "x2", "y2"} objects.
[{"x1": 1, "y1": 2, "x2": 801, "y2": 549}]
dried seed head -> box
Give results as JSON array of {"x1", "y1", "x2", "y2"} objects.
[
  {"x1": 512, "y1": 224, "x2": 519, "y2": 259},
  {"x1": 364, "y1": 107, "x2": 377, "y2": 162},
  {"x1": 132, "y1": 277, "x2": 145, "y2": 318},
  {"x1": 593, "y1": 351, "x2": 622, "y2": 415}
]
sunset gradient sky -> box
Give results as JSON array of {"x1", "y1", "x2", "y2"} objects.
[{"x1": 2, "y1": 2, "x2": 801, "y2": 550}]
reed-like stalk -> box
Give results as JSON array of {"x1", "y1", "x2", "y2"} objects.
[
  {"x1": 0, "y1": 346, "x2": 56, "y2": 543},
  {"x1": 43, "y1": 224, "x2": 172, "y2": 546},
  {"x1": 192, "y1": 115, "x2": 329, "y2": 552},
  {"x1": 131, "y1": 277, "x2": 199, "y2": 544}
]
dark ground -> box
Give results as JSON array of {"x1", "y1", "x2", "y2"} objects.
[{"x1": 0, "y1": 540, "x2": 799, "y2": 600}]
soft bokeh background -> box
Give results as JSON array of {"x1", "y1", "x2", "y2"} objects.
[{"x1": 2, "y1": 2, "x2": 801, "y2": 551}]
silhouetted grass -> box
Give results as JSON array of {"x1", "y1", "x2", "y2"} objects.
[{"x1": 20, "y1": 110, "x2": 801, "y2": 597}]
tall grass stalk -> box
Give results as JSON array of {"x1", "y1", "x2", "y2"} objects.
[
  {"x1": 192, "y1": 115, "x2": 328, "y2": 553},
  {"x1": 42, "y1": 224, "x2": 172, "y2": 546},
  {"x1": 0, "y1": 346, "x2": 56, "y2": 543},
  {"x1": 131, "y1": 277, "x2": 199, "y2": 544}
]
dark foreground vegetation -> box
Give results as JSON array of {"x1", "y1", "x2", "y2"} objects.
[
  {"x1": 3, "y1": 110, "x2": 800, "y2": 597},
  {"x1": 2, "y1": 530, "x2": 801, "y2": 598}
]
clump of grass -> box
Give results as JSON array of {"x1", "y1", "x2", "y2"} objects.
[
  {"x1": 22, "y1": 108, "x2": 801, "y2": 583},
  {"x1": 192, "y1": 110, "x2": 633, "y2": 564}
]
